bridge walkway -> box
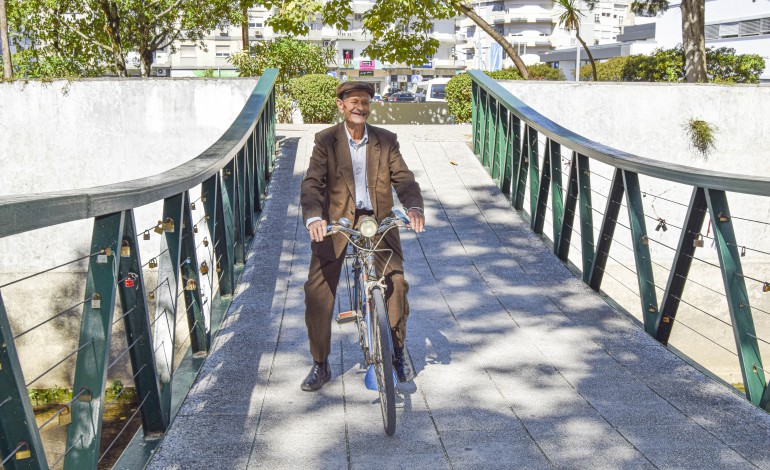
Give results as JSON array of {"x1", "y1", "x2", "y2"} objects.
[{"x1": 146, "y1": 124, "x2": 770, "y2": 470}]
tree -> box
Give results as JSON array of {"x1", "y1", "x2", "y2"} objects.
[
  {"x1": 9, "y1": 0, "x2": 244, "y2": 77},
  {"x1": 631, "y1": 0, "x2": 706, "y2": 82},
  {"x1": 262, "y1": 0, "x2": 531, "y2": 79},
  {"x1": 0, "y1": 0, "x2": 12, "y2": 79},
  {"x1": 554, "y1": 0, "x2": 596, "y2": 81}
]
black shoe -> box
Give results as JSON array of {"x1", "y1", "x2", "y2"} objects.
[
  {"x1": 301, "y1": 361, "x2": 330, "y2": 391},
  {"x1": 393, "y1": 346, "x2": 411, "y2": 383}
]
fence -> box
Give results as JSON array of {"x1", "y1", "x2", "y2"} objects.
[{"x1": 0, "y1": 68, "x2": 277, "y2": 468}]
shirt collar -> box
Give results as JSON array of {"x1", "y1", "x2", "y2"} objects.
[{"x1": 344, "y1": 124, "x2": 368, "y2": 148}]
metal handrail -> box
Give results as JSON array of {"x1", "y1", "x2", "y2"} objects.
[
  {"x1": 470, "y1": 70, "x2": 770, "y2": 197},
  {"x1": 0, "y1": 68, "x2": 279, "y2": 240},
  {"x1": 469, "y1": 70, "x2": 770, "y2": 413}
]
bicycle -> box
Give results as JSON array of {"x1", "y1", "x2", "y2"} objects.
[{"x1": 327, "y1": 207, "x2": 412, "y2": 436}]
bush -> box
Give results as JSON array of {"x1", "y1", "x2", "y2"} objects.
[
  {"x1": 580, "y1": 56, "x2": 630, "y2": 81},
  {"x1": 287, "y1": 74, "x2": 340, "y2": 124},
  {"x1": 578, "y1": 46, "x2": 765, "y2": 83},
  {"x1": 446, "y1": 64, "x2": 565, "y2": 122}
]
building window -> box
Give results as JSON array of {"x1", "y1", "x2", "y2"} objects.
[
  {"x1": 354, "y1": 14, "x2": 363, "y2": 21},
  {"x1": 181, "y1": 45, "x2": 196, "y2": 58},
  {"x1": 595, "y1": 14, "x2": 600, "y2": 23},
  {"x1": 215, "y1": 45, "x2": 230, "y2": 57}
]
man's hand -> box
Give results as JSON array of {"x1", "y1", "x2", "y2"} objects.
[
  {"x1": 406, "y1": 209, "x2": 425, "y2": 233},
  {"x1": 308, "y1": 220, "x2": 328, "y2": 242}
]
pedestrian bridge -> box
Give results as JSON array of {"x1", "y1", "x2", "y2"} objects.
[{"x1": 0, "y1": 69, "x2": 769, "y2": 469}]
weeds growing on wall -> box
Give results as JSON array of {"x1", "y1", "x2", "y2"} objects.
[{"x1": 684, "y1": 118, "x2": 718, "y2": 160}]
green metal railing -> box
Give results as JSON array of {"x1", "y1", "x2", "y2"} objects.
[
  {"x1": 470, "y1": 70, "x2": 770, "y2": 411},
  {"x1": 0, "y1": 68, "x2": 277, "y2": 468}
]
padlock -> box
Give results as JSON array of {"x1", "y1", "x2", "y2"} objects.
[
  {"x1": 718, "y1": 212, "x2": 729, "y2": 222},
  {"x1": 120, "y1": 240, "x2": 131, "y2": 257},
  {"x1": 647, "y1": 306, "x2": 657, "y2": 313},
  {"x1": 741, "y1": 246, "x2": 746, "y2": 257},
  {"x1": 148, "y1": 291, "x2": 156, "y2": 300},
  {"x1": 640, "y1": 235, "x2": 649, "y2": 246},
  {"x1": 162, "y1": 218, "x2": 175, "y2": 233},
  {"x1": 200, "y1": 261, "x2": 209, "y2": 275},
  {"x1": 764, "y1": 283, "x2": 770, "y2": 293},
  {"x1": 154, "y1": 220, "x2": 164, "y2": 234},
  {"x1": 185, "y1": 279, "x2": 197, "y2": 291},
  {"x1": 59, "y1": 406, "x2": 72, "y2": 426},
  {"x1": 97, "y1": 253, "x2": 108, "y2": 264},
  {"x1": 662, "y1": 316, "x2": 670, "y2": 323},
  {"x1": 191, "y1": 202, "x2": 196, "y2": 210},
  {"x1": 149, "y1": 258, "x2": 158, "y2": 269},
  {"x1": 15, "y1": 446, "x2": 30, "y2": 460},
  {"x1": 224, "y1": 168, "x2": 232, "y2": 178},
  {"x1": 125, "y1": 274, "x2": 135, "y2": 288},
  {"x1": 182, "y1": 221, "x2": 186, "y2": 230},
  {"x1": 193, "y1": 224, "x2": 198, "y2": 234},
  {"x1": 216, "y1": 262, "x2": 222, "y2": 273},
  {"x1": 203, "y1": 237, "x2": 209, "y2": 247},
  {"x1": 78, "y1": 389, "x2": 92, "y2": 402},
  {"x1": 693, "y1": 234, "x2": 705, "y2": 248},
  {"x1": 104, "y1": 247, "x2": 112, "y2": 257},
  {"x1": 143, "y1": 230, "x2": 151, "y2": 240},
  {"x1": 91, "y1": 293, "x2": 101, "y2": 309}
]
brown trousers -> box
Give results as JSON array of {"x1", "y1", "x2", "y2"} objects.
[{"x1": 304, "y1": 236, "x2": 410, "y2": 363}]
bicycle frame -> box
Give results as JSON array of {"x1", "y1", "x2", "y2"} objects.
[{"x1": 348, "y1": 237, "x2": 388, "y2": 368}]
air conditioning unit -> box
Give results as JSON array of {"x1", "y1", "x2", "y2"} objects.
[{"x1": 156, "y1": 68, "x2": 167, "y2": 77}]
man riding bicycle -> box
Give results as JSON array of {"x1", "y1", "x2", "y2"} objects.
[{"x1": 300, "y1": 81, "x2": 425, "y2": 391}]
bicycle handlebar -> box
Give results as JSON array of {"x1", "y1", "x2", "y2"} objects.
[{"x1": 325, "y1": 207, "x2": 412, "y2": 238}]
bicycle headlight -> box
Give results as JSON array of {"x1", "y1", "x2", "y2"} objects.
[{"x1": 358, "y1": 216, "x2": 378, "y2": 238}]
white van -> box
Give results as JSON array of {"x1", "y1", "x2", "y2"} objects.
[{"x1": 415, "y1": 78, "x2": 449, "y2": 102}]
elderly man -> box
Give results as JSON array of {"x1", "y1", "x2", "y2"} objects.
[{"x1": 300, "y1": 81, "x2": 425, "y2": 391}]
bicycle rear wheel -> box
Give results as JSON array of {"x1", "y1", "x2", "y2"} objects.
[{"x1": 370, "y1": 287, "x2": 396, "y2": 436}]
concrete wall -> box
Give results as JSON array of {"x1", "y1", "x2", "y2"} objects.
[
  {"x1": 0, "y1": 78, "x2": 259, "y2": 386},
  {"x1": 497, "y1": 80, "x2": 770, "y2": 383}
]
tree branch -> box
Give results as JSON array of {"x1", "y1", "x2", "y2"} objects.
[
  {"x1": 57, "y1": 14, "x2": 114, "y2": 52},
  {"x1": 152, "y1": 0, "x2": 184, "y2": 23}
]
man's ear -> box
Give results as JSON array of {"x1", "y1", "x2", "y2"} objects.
[{"x1": 336, "y1": 98, "x2": 344, "y2": 113}]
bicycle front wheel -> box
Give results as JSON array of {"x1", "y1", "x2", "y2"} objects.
[{"x1": 371, "y1": 287, "x2": 396, "y2": 436}]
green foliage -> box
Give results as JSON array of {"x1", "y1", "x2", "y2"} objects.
[
  {"x1": 446, "y1": 73, "x2": 473, "y2": 123},
  {"x1": 28, "y1": 386, "x2": 69, "y2": 406},
  {"x1": 576, "y1": 46, "x2": 764, "y2": 83},
  {"x1": 684, "y1": 118, "x2": 717, "y2": 160},
  {"x1": 202, "y1": 68, "x2": 216, "y2": 78},
  {"x1": 108, "y1": 380, "x2": 124, "y2": 398},
  {"x1": 447, "y1": 65, "x2": 564, "y2": 122},
  {"x1": 230, "y1": 37, "x2": 335, "y2": 89},
  {"x1": 580, "y1": 56, "x2": 630, "y2": 81},
  {"x1": 7, "y1": 0, "x2": 245, "y2": 78},
  {"x1": 276, "y1": 94, "x2": 295, "y2": 125},
  {"x1": 288, "y1": 74, "x2": 340, "y2": 124}
]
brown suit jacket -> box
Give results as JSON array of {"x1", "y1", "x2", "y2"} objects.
[{"x1": 301, "y1": 123, "x2": 423, "y2": 261}]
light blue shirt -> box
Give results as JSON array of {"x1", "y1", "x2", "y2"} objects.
[{"x1": 305, "y1": 125, "x2": 372, "y2": 228}]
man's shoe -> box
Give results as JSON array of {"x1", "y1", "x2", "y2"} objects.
[
  {"x1": 301, "y1": 361, "x2": 331, "y2": 391},
  {"x1": 393, "y1": 346, "x2": 412, "y2": 383}
]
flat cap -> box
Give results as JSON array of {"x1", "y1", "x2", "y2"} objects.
[{"x1": 336, "y1": 81, "x2": 375, "y2": 99}]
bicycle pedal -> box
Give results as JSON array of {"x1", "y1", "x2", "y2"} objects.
[{"x1": 336, "y1": 310, "x2": 356, "y2": 324}]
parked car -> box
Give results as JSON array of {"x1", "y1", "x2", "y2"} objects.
[
  {"x1": 415, "y1": 78, "x2": 449, "y2": 102},
  {"x1": 372, "y1": 94, "x2": 382, "y2": 102},
  {"x1": 414, "y1": 92, "x2": 426, "y2": 102},
  {"x1": 388, "y1": 92, "x2": 416, "y2": 102}
]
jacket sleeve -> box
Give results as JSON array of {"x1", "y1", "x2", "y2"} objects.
[
  {"x1": 387, "y1": 138, "x2": 423, "y2": 211},
  {"x1": 300, "y1": 134, "x2": 328, "y2": 222}
]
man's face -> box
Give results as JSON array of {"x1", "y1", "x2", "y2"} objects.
[{"x1": 337, "y1": 90, "x2": 371, "y2": 126}]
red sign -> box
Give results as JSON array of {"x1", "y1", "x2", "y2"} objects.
[{"x1": 360, "y1": 60, "x2": 375, "y2": 71}]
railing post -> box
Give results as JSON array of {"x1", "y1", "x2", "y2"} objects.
[
  {"x1": 513, "y1": 124, "x2": 529, "y2": 211},
  {"x1": 704, "y1": 189, "x2": 768, "y2": 408},
  {"x1": 588, "y1": 168, "x2": 625, "y2": 292},
  {"x1": 556, "y1": 152, "x2": 577, "y2": 261},
  {"x1": 656, "y1": 187, "x2": 708, "y2": 344},
  {"x1": 533, "y1": 139, "x2": 553, "y2": 234},
  {"x1": 622, "y1": 171, "x2": 659, "y2": 335},
  {"x1": 224, "y1": 158, "x2": 245, "y2": 265},
  {"x1": 152, "y1": 194, "x2": 185, "y2": 425},
  {"x1": 203, "y1": 173, "x2": 235, "y2": 295},
  {"x1": 549, "y1": 141, "x2": 564, "y2": 247},
  {"x1": 500, "y1": 111, "x2": 514, "y2": 197},
  {"x1": 0, "y1": 293, "x2": 47, "y2": 469},
  {"x1": 180, "y1": 192, "x2": 209, "y2": 356},
  {"x1": 65, "y1": 211, "x2": 125, "y2": 469},
  {"x1": 508, "y1": 116, "x2": 522, "y2": 206},
  {"x1": 527, "y1": 126, "x2": 540, "y2": 220},
  {"x1": 244, "y1": 136, "x2": 256, "y2": 237},
  {"x1": 492, "y1": 104, "x2": 506, "y2": 188},
  {"x1": 576, "y1": 154, "x2": 595, "y2": 281},
  {"x1": 472, "y1": 81, "x2": 480, "y2": 154},
  {"x1": 116, "y1": 209, "x2": 167, "y2": 436}
]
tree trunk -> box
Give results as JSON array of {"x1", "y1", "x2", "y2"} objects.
[
  {"x1": 140, "y1": 48, "x2": 153, "y2": 77},
  {"x1": 100, "y1": 1, "x2": 128, "y2": 76},
  {"x1": 681, "y1": 0, "x2": 706, "y2": 82},
  {"x1": 0, "y1": 0, "x2": 12, "y2": 79},
  {"x1": 451, "y1": 0, "x2": 529, "y2": 79},
  {"x1": 575, "y1": 33, "x2": 597, "y2": 81},
  {"x1": 241, "y1": 2, "x2": 249, "y2": 51}
]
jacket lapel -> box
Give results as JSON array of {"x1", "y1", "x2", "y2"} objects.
[
  {"x1": 334, "y1": 123, "x2": 355, "y2": 202},
  {"x1": 366, "y1": 126, "x2": 381, "y2": 214}
]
